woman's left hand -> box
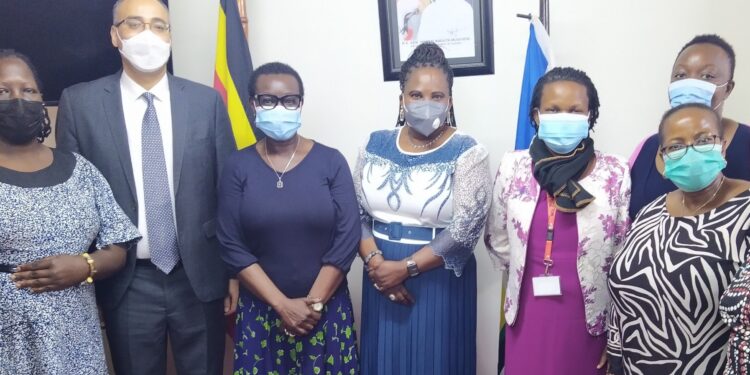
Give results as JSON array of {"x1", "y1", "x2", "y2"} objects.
[
  {"x1": 597, "y1": 348, "x2": 608, "y2": 371},
  {"x1": 224, "y1": 278, "x2": 240, "y2": 316},
  {"x1": 367, "y1": 260, "x2": 408, "y2": 291},
  {"x1": 12, "y1": 255, "x2": 89, "y2": 293}
]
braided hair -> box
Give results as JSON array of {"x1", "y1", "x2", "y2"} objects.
[
  {"x1": 529, "y1": 67, "x2": 600, "y2": 130},
  {"x1": 397, "y1": 42, "x2": 457, "y2": 127},
  {"x1": 0, "y1": 50, "x2": 52, "y2": 142}
]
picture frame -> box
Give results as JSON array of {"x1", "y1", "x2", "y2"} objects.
[{"x1": 378, "y1": 0, "x2": 494, "y2": 81}]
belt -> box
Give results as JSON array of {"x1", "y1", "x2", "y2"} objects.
[
  {"x1": 373, "y1": 220, "x2": 444, "y2": 242},
  {"x1": 0, "y1": 263, "x2": 17, "y2": 273},
  {"x1": 135, "y1": 259, "x2": 182, "y2": 270}
]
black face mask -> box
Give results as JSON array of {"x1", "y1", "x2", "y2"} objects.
[{"x1": 0, "y1": 99, "x2": 46, "y2": 145}]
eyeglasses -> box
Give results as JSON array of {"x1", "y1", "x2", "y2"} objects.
[
  {"x1": 254, "y1": 94, "x2": 303, "y2": 110},
  {"x1": 660, "y1": 134, "x2": 721, "y2": 160},
  {"x1": 115, "y1": 17, "x2": 170, "y2": 34}
]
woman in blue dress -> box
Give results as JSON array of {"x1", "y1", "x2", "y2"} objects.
[
  {"x1": 218, "y1": 62, "x2": 360, "y2": 375},
  {"x1": 354, "y1": 42, "x2": 491, "y2": 375},
  {"x1": 0, "y1": 51, "x2": 140, "y2": 374}
]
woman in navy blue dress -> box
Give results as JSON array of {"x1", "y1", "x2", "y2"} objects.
[
  {"x1": 218, "y1": 62, "x2": 360, "y2": 375},
  {"x1": 629, "y1": 34, "x2": 749, "y2": 219}
]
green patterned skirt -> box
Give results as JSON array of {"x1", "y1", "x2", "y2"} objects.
[{"x1": 233, "y1": 285, "x2": 359, "y2": 375}]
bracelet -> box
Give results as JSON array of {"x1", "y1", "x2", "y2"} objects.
[
  {"x1": 363, "y1": 250, "x2": 383, "y2": 265},
  {"x1": 80, "y1": 253, "x2": 97, "y2": 284}
]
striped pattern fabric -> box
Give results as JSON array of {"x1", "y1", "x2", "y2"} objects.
[
  {"x1": 360, "y1": 239, "x2": 477, "y2": 375},
  {"x1": 214, "y1": 0, "x2": 257, "y2": 149},
  {"x1": 608, "y1": 191, "x2": 750, "y2": 374}
]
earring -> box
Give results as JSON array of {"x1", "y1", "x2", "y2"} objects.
[{"x1": 398, "y1": 105, "x2": 405, "y2": 124}]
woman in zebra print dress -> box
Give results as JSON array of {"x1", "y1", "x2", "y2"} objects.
[{"x1": 607, "y1": 103, "x2": 750, "y2": 375}]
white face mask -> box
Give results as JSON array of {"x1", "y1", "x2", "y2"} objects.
[{"x1": 117, "y1": 30, "x2": 171, "y2": 73}]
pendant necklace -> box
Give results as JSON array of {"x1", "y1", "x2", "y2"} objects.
[{"x1": 263, "y1": 135, "x2": 300, "y2": 189}]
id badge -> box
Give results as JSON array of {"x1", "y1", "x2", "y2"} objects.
[{"x1": 532, "y1": 275, "x2": 562, "y2": 297}]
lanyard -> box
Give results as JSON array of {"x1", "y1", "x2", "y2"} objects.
[{"x1": 544, "y1": 194, "x2": 556, "y2": 275}]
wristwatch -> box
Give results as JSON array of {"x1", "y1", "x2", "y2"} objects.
[
  {"x1": 308, "y1": 296, "x2": 324, "y2": 312},
  {"x1": 406, "y1": 256, "x2": 420, "y2": 277},
  {"x1": 311, "y1": 302, "x2": 324, "y2": 312}
]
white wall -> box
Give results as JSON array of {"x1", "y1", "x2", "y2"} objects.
[{"x1": 169, "y1": 1, "x2": 750, "y2": 374}]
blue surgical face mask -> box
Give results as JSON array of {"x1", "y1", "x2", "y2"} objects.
[
  {"x1": 536, "y1": 112, "x2": 590, "y2": 154},
  {"x1": 255, "y1": 106, "x2": 301, "y2": 141},
  {"x1": 663, "y1": 144, "x2": 727, "y2": 192},
  {"x1": 668, "y1": 78, "x2": 727, "y2": 108}
]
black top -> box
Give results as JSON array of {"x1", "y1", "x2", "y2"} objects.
[
  {"x1": 0, "y1": 148, "x2": 75, "y2": 188},
  {"x1": 217, "y1": 142, "x2": 360, "y2": 298},
  {"x1": 629, "y1": 123, "x2": 750, "y2": 219}
]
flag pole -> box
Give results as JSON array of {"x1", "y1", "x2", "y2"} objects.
[
  {"x1": 516, "y1": 0, "x2": 550, "y2": 34},
  {"x1": 540, "y1": 0, "x2": 550, "y2": 34},
  {"x1": 237, "y1": 0, "x2": 248, "y2": 38}
]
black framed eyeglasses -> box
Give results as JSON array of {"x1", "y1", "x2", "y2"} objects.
[
  {"x1": 253, "y1": 94, "x2": 303, "y2": 110},
  {"x1": 115, "y1": 17, "x2": 170, "y2": 34},
  {"x1": 660, "y1": 134, "x2": 722, "y2": 160}
]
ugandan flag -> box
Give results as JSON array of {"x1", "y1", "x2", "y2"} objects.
[{"x1": 214, "y1": 0, "x2": 257, "y2": 149}]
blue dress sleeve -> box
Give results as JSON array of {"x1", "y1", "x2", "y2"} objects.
[
  {"x1": 321, "y1": 150, "x2": 361, "y2": 272},
  {"x1": 217, "y1": 151, "x2": 259, "y2": 276},
  {"x1": 79, "y1": 156, "x2": 141, "y2": 250}
]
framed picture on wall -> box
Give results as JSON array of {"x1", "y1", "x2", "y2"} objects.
[{"x1": 378, "y1": 0, "x2": 494, "y2": 81}]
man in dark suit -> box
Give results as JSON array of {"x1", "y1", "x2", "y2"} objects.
[{"x1": 55, "y1": 0, "x2": 238, "y2": 373}]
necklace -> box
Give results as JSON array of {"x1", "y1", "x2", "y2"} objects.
[
  {"x1": 263, "y1": 136, "x2": 300, "y2": 189},
  {"x1": 406, "y1": 126, "x2": 448, "y2": 149},
  {"x1": 682, "y1": 175, "x2": 725, "y2": 214}
]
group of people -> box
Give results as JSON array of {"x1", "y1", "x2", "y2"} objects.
[
  {"x1": 1, "y1": 1, "x2": 749, "y2": 375},
  {"x1": 485, "y1": 34, "x2": 750, "y2": 375}
]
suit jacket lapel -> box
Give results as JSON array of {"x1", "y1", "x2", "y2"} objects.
[
  {"x1": 103, "y1": 74, "x2": 137, "y2": 203},
  {"x1": 169, "y1": 75, "x2": 188, "y2": 195}
]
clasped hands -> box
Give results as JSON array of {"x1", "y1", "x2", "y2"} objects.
[
  {"x1": 11, "y1": 254, "x2": 89, "y2": 293},
  {"x1": 275, "y1": 296, "x2": 322, "y2": 337},
  {"x1": 367, "y1": 255, "x2": 415, "y2": 306}
]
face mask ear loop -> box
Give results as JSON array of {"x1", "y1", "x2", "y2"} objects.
[
  {"x1": 115, "y1": 28, "x2": 125, "y2": 44},
  {"x1": 713, "y1": 81, "x2": 731, "y2": 111}
]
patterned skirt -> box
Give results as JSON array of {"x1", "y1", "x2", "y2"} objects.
[
  {"x1": 359, "y1": 239, "x2": 477, "y2": 375},
  {"x1": 234, "y1": 285, "x2": 359, "y2": 375}
]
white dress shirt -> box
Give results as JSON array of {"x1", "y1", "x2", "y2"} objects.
[{"x1": 120, "y1": 72, "x2": 177, "y2": 259}]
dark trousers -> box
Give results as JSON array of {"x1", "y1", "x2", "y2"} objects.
[{"x1": 104, "y1": 262, "x2": 225, "y2": 375}]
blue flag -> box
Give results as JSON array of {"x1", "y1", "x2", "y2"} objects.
[{"x1": 514, "y1": 18, "x2": 554, "y2": 150}]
